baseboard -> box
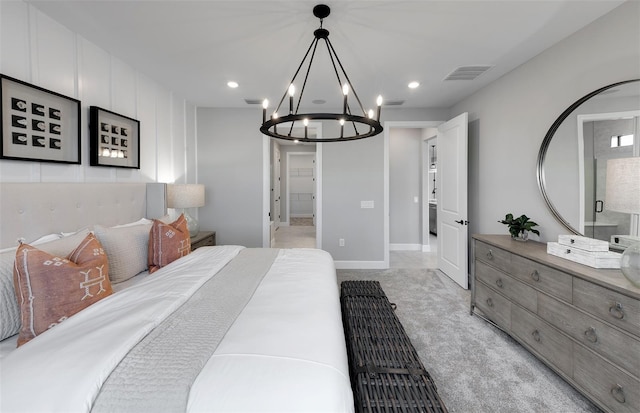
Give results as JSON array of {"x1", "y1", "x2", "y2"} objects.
[
  {"x1": 389, "y1": 243, "x2": 422, "y2": 251},
  {"x1": 334, "y1": 260, "x2": 387, "y2": 269},
  {"x1": 422, "y1": 244, "x2": 435, "y2": 252}
]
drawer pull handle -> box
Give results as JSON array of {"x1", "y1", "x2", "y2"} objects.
[
  {"x1": 611, "y1": 384, "x2": 626, "y2": 404},
  {"x1": 486, "y1": 298, "x2": 494, "y2": 308},
  {"x1": 609, "y1": 302, "x2": 625, "y2": 320},
  {"x1": 584, "y1": 327, "x2": 598, "y2": 343},
  {"x1": 532, "y1": 330, "x2": 541, "y2": 342},
  {"x1": 531, "y1": 270, "x2": 540, "y2": 282},
  {"x1": 486, "y1": 250, "x2": 493, "y2": 260},
  {"x1": 495, "y1": 279, "x2": 503, "y2": 288}
]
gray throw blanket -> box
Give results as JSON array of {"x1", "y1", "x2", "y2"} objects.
[{"x1": 91, "y1": 248, "x2": 280, "y2": 413}]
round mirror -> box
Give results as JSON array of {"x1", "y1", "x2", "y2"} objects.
[{"x1": 537, "y1": 79, "x2": 640, "y2": 246}]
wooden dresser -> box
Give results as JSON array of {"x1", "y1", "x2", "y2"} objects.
[{"x1": 471, "y1": 234, "x2": 640, "y2": 413}]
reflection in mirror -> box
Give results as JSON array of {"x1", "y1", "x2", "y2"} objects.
[{"x1": 538, "y1": 79, "x2": 640, "y2": 250}]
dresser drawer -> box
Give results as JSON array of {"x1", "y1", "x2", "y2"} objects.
[
  {"x1": 538, "y1": 293, "x2": 640, "y2": 377},
  {"x1": 511, "y1": 305, "x2": 573, "y2": 376},
  {"x1": 574, "y1": 344, "x2": 640, "y2": 413},
  {"x1": 511, "y1": 255, "x2": 573, "y2": 302},
  {"x1": 573, "y1": 277, "x2": 640, "y2": 338},
  {"x1": 475, "y1": 260, "x2": 537, "y2": 313},
  {"x1": 475, "y1": 241, "x2": 510, "y2": 270},
  {"x1": 475, "y1": 281, "x2": 511, "y2": 330}
]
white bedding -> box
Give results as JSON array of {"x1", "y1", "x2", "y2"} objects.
[{"x1": 0, "y1": 246, "x2": 353, "y2": 413}]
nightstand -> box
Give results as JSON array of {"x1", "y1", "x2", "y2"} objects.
[{"x1": 190, "y1": 231, "x2": 216, "y2": 250}]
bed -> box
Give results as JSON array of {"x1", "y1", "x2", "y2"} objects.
[{"x1": 0, "y1": 183, "x2": 354, "y2": 412}]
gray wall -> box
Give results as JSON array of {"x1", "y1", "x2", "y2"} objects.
[
  {"x1": 452, "y1": 1, "x2": 640, "y2": 243},
  {"x1": 389, "y1": 128, "x2": 422, "y2": 246},
  {"x1": 196, "y1": 108, "x2": 264, "y2": 247}
]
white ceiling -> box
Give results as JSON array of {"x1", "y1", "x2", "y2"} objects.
[{"x1": 27, "y1": 0, "x2": 625, "y2": 110}]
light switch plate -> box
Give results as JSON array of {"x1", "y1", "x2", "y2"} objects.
[{"x1": 361, "y1": 200, "x2": 374, "y2": 208}]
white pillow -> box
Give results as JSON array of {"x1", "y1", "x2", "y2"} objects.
[
  {"x1": 94, "y1": 223, "x2": 152, "y2": 284},
  {"x1": 0, "y1": 233, "x2": 63, "y2": 253},
  {"x1": 113, "y1": 218, "x2": 152, "y2": 228}
]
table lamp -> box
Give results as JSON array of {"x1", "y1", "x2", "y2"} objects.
[
  {"x1": 605, "y1": 157, "x2": 640, "y2": 287},
  {"x1": 167, "y1": 184, "x2": 205, "y2": 237}
]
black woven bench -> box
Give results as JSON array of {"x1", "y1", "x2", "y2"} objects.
[{"x1": 340, "y1": 280, "x2": 448, "y2": 413}]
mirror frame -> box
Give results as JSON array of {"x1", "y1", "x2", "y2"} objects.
[{"x1": 536, "y1": 79, "x2": 640, "y2": 235}]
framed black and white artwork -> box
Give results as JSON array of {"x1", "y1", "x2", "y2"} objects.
[
  {"x1": 0, "y1": 74, "x2": 81, "y2": 164},
  {"x1": 89, "y1": 106, "x2": 140, "y2": 169}
]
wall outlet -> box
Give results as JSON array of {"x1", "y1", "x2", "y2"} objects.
[{"x1": 339, "y1": 238, "x2": 345, "y2": 247}]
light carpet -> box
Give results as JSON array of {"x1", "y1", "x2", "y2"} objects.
[{"x1": 337, "y1": 267, "x2": 602, "y2": 413}]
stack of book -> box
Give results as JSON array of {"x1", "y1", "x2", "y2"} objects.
[{"x1": 547, "y1": 235, "x2": 621, "y2": 269}]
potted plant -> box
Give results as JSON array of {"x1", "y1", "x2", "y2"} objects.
[{"x1": 499, "y1": 213, "x2": 540, "y2": 241}]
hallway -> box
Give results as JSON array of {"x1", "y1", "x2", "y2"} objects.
[{"x1": 272, "y1": 221, "x2": 316, "y2": 248}]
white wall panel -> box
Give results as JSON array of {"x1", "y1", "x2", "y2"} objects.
[
  {"x1": 0, "y1": 1, "x2": 30, "y2": 78},
  {"x1": 185, "y1": 102, "x2": 197, "y2": 183},
  {"x1": 155, "y1": 88, "x2": 173, "y2": 183},
  {"x1": 110, "y1": 57, "x2": 137, "y2": 119},
  {"x1": 31, "y1": 9, "x2": 76, "y2": 97},
  {"x1": 172, "y1": 97, "x2": 186, "y2": 183},
  {"x1": 137, "y1": 74, "x2": 159, "y2": 182}
]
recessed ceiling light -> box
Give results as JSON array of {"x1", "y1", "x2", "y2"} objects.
[
  {"x1": 408, "y1": 81, "x2": 420, "y2": 89},
  {"x1": 227, "y1": 81, "x2": 239, "y2": 88}
]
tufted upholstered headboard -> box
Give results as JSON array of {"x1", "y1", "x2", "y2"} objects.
[{"x1": 0, "y1": 182, "x2": 166, "y2": 249}]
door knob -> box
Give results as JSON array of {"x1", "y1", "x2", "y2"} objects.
[{"x1": 454, "y1": 219, "x2": 468, "y2": 225}]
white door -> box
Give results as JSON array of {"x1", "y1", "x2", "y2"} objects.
[
  {"x1": 273, "y1": 146, "x2": 281, "y2": 229},
  {"x1": 312, "y1": 155, "x2": 317, "y2": 226},
  {"x1": 437, "y1": 112, "x2": 468, "y2": 289}
]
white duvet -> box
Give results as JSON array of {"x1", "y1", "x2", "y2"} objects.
[{"x1": 0, "y1": 246, "x2": 354, "y2": 413}]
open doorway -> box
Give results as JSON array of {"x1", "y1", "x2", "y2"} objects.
[
  {"x1": 385, "y1": 121, "x2": 441, "y2": 267},
  {"x1": 262, "y1": 123, "x2": 323, "y2": 248}
]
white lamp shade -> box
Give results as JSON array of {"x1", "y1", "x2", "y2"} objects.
[
  {"x1": 167, "y1": 184, "x2": 205, "y2": 209},
  {"x1": 605, "y1": 157, "x2": 640, "y2": 214}
]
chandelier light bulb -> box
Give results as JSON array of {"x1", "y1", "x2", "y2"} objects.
[
  {"x1": 340, "y1": 119, "x2": 345, "y2": 126},
  {"x1": 288, "y1": 84, "x2": 295, "y2": 114},
  {"x1": 342, "y1": 84, "x2": 349, "y2": 96},
  {"x1": 377, "y1": 95, "x2": 383, "y2": 106},
  {"x1": 368, "y1": 109, "x2": 374, "y2": 119},
  {"x1": 262, "y1": 99, "x2": 269, "y2": 123},
  {"x1": 303, "y1": 118, "x2": 309, "y2": 126}
]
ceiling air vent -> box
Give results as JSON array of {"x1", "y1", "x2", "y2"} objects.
[
  {"x1": 443, "y1": 66, "x2": 493, "y2": 81},
  {"x1": 384, "y1": 100, "x2": 404, "y2": 106},
  {"x1": 244, "y1": 99, "x2": 262, "y2": 105}
]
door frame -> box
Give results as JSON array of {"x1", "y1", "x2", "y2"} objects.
[
  {"x1": 384, "y1": 121, "x2": 443, "y2": 267},
  {"x1": 262, "y1": 122, "x2": 323, "y2": 248}
]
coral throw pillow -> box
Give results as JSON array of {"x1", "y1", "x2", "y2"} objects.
[
  {"x1": 148, "y1": 213, "x2": 191, "y2": 274},
  {"x1": 13, "y1": 233, "x2": 112, "y2": 346}
]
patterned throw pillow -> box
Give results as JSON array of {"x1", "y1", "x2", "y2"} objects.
[
  {"x1": 13, "y1": 233, "x2": 113, "y2": 346},
  {"x1": 148, "y1": 214, "x2": 191, "y2": 274}
]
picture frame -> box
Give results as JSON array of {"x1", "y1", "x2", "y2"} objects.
[
  {"x1": 89, "y1": 106, "x2": 140, "y2": 169},
  {"x1": 1, "y1": 74, "x2": 81, "y2": 164}
]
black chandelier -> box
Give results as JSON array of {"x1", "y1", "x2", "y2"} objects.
[{"x1": 259, "y1": 4, "x2": 383, "y2": 143}]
